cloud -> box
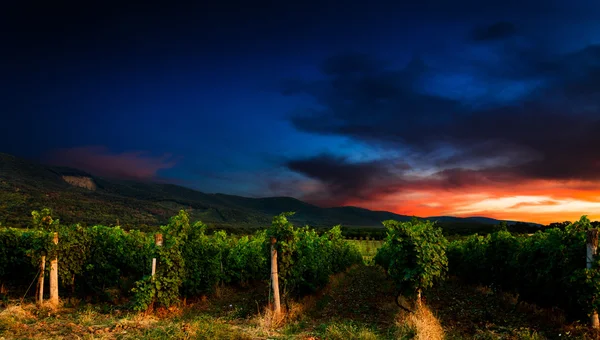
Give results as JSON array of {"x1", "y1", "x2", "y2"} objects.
[
  {"x1": 509, "y1": 199, "x2": 561, "y2": 210},
  {"x1": 284, "y1": 46, "x2": 600, "y2": 176},
  {"x1": 46, "y1": 146, "x2": 177, "y2": 180},
  {"x1": 277, "y1": 27, "x2": 600, "y2": 220},
  {"x1": 285, "y1": 54, "x2": 464, "y2": 151},
  {"x1": 451, "y1": 195, "x2": 600, "y2": 221},
  {"x1": 284, "y1": 153, "x2": 409, "y2": 206}
]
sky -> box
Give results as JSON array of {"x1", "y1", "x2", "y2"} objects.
[{"x1": 2, "y1": 0, "x2": 600, "y2": 224}]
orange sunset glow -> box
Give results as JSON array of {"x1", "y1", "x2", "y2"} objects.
[{"x1": 303, "y1": 178, "x2": 600, "y2": 224}]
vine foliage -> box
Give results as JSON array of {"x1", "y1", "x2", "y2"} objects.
[
  {"x1": 1, "y1": 209, "x2": 360, "y2": 312},
  {"x1": 447, "y1": 216, "x2": 599, "y2": 319},
  {"x1": 267, "y1": 212, "x2": 362, "y2": 299},
  {"x1": 374, "y1": 218, "x2": 448, "y2": 299},
  {"x1": 132, "y1": 210, "x2": 189, "y2": 311}
]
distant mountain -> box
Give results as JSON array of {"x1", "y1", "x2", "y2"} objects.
[{"x1": 0, "y1": 152, "x2": 538, "y2": 230}]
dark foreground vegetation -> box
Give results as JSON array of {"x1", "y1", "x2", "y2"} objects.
[{"x1": 448, "y1": 216, "x2": 600, "y2": 321}]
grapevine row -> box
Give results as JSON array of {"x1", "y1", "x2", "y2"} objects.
[
  {"x1": 0, "y1": 209, "x2": 362, "y2": 311},
  {"x1": 447, "y1": 216, "x2": 600, "y2": 320}
]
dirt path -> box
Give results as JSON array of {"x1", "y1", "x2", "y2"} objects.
[{"x1": 304, "y1": 265, "x2": 400, "y2": 333}]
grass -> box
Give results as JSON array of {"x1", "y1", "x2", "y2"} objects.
[
  {"x1": 347, "y1": 239, "x2": 384, "y2": 263},
  {"x1": 0, "y1": 304, "x2": 254, "y2": 339},
  {"x1": 0, "y1": 265, "x2": 421, "y2": 339},
  {"x1": 2, "y1": 265, "x2": 600, "y2": 339}
]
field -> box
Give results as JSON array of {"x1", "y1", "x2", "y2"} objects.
[
  {"x1": 347, "y1": 239, "x2": 384, "y2": 263},
  {"x1": 1, "y1": 212, "x2": 600, "y2": 339},
  {"x1": 1, "y1": 263, "x2": 595, "y2": 339}
]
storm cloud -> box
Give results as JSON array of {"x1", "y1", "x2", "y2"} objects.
[
  {"x1": 284, "y1": 154, "x2": 410, "y2": 205},
  {"x1": 281, "y1": 29, "x2": 600, "y2": 204}
]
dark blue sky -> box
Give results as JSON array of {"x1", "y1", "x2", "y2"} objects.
[{"x1": 3, "y1": 0, "x2": 600, "y2": 222}]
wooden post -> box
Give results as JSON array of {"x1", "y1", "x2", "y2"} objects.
[
  {"x1": 587, "y1": 228, "x2": 599, "y2": 329},
  {"x1": 49, "y1": 232, "x2": 59, "y2": 307},
  {"x1": 270, "y1": 237, "x2": 281, "y2": 316},
  {"x1": 152, "y1": 233, "x2": 163, "y2": 279},
  {"x1": 37, "y1": 255, "x2": 46, "y2": 305}
]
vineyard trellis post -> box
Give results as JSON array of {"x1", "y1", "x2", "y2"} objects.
[
  {"x1": 152, "y1": 233, "x2": 163, "y2": 279},
  {"x1": 587, "y1": 228, "x2": 599, "y2": 329},
  {"x1": 270, "y1": 236, "x2": 281, "y2": 316},
  {"x1": 49, "y1": 232, "x2": 59, "y2": 307},
  {"x1": 37, "y1": 255, "x2": 45, "y2": 305}
]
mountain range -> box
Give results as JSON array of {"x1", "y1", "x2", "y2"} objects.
[{"x1": 0, "y1": 152, "x2": 538, "y2": 230}]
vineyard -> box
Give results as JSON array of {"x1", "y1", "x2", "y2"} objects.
[
  {"x1": 347, "y1": 239, "x2": 383, "y2": 263},
  {"x1": 0, "y1": 209, "x2": 362, "y2": 310},
  {"x1": 447, "y1": 216, "x2": 600, "y2": 320},
  {"x1": 1, "y1": 210, "x2": 600, "y2": 338}
]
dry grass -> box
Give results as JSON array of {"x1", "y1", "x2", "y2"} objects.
[
  {"x1": 0, "y1": 304, "x2": 36, "y2": 329},
  {"x1": 130, "y1": 312, "x2": 160, "y2": 327},
  {"x1": 253, "y1": 265, "x2": 356, "y2": 333},
  {"x1": 396, "y1": 304, "x2": 444, "y2": 340},
  {"x1": 286, "y1": 297, "x2": 316, "y2": 322},
  {"x1": 0, "y1": 302, "x2": 254, "y2": 339},
  {"x1": 253, "y1": 297, "x2": 318, "y2": 332},
  {"x1": 254, "y1": 303, "x2": 286, "y2": 330}
]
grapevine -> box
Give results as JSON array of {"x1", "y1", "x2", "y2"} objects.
[{"x1": 374, "y1": 218, "x2": 448, "y2": 305}]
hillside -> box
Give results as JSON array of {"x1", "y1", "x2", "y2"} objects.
[{"x1": 0, "y1": 152, "x2": 530, "y2": 231}]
